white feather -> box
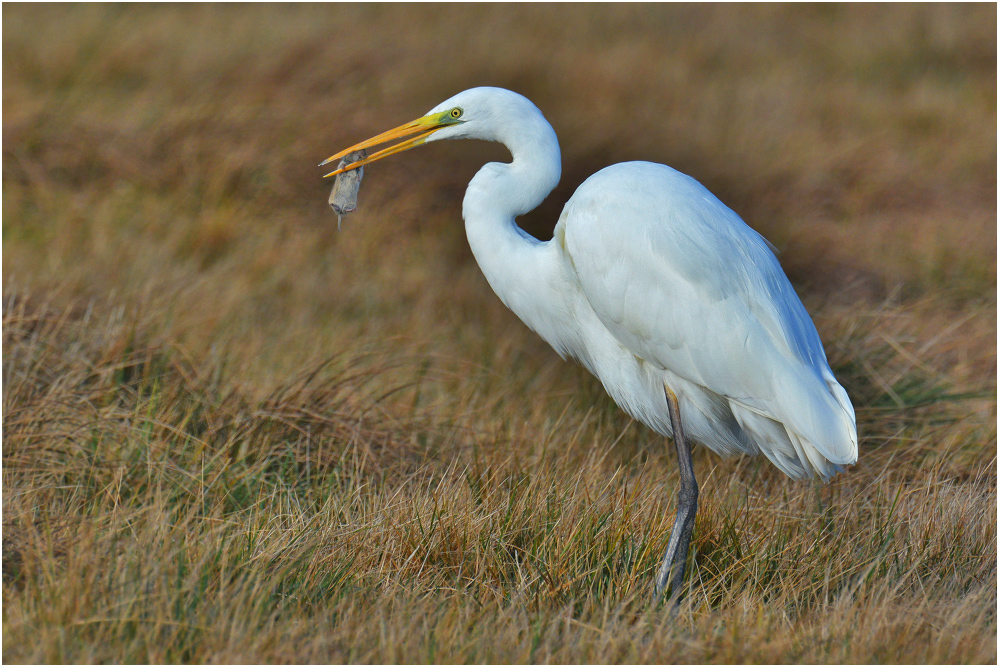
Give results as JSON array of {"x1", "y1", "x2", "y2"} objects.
[{"x1": 353, "y1": 86, "x2": 858, "y2": 480}]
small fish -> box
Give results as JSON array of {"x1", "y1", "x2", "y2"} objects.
[{"x1": 328, "y1": 149, "x2": 367, "y2": 231}]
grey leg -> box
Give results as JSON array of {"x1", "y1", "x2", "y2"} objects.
[{"x1": 653, "y1": 387, "x2": 699, "y2": 604}]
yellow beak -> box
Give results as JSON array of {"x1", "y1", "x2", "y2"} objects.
[{"x1": 319, "y1": 110, "x2": 457, "y2": 178}]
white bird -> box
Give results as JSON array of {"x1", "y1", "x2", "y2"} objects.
[{"x1": 321, "y1": 87, "x2": 858, "y2": 602}]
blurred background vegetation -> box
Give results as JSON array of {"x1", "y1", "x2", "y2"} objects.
[
  {"x1": 4, "y1": 4, "x2": 995, "y2": 383},
  {"x1": 3, "y1": 4, "x2": 996, "y2": 662}
]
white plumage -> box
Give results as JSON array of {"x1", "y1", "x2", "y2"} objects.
[
  {"x1": 321, "y1": 86, "x2": 858, "y2": 599},
  {"x1": 558, "y1": 163, "x2": 857, "y2": 479}
]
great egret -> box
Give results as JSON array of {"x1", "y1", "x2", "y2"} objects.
[{"x1": 321, "y1": 87, "x2": 858, "y2": 602}]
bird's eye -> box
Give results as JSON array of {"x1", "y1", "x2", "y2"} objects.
[{"x1": 450, "y1": 108, "x2": 462, "y2": 119}]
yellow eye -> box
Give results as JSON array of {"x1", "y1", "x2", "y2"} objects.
[{"x1": 450, "y1": 108, "x2": 462, "y2": 119}]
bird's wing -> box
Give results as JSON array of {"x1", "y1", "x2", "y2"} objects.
[{"x1": 561, "y1": 162, "x2": 856, "y2": 467}]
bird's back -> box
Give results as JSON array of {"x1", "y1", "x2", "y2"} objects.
[{"x1": 556, "y1": 161, "x2": 857, "y2": 479}]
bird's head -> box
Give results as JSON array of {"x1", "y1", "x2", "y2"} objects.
[{"x1": 320, "y1": 87, "x2": 543, "y2": 177}]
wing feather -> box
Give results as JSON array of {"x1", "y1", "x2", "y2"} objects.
[{"x1": 561, "y1": 162, "x2": 857, "y2": 471}]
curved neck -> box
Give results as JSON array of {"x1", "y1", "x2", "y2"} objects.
[{"x1": 461, "y1": 117, "x2": 578, "y2": 357}]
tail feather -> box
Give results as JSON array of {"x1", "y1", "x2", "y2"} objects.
[{"x1": 728, "y1": 401, "x2": 847, "y2": 480}]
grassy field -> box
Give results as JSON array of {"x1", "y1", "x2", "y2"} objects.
[{"x1": 3, "y1": 4, "x2": 996, "y2": 663}]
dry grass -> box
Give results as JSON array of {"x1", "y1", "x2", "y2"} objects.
[{"x1": 3, "y1": 4, "x2": 996, "y2": 663}]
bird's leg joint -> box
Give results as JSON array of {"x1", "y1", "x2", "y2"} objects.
[
  {"x1": 678, "y1": 479, "x2": 699, "y2": 509},
  {"x1": 654, "y1": 384, "x2": 700, "y2": 605}
]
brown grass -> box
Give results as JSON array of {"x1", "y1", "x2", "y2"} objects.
[{"x1": 3, "y1": 4, "x2": 996, "y2": 663}]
